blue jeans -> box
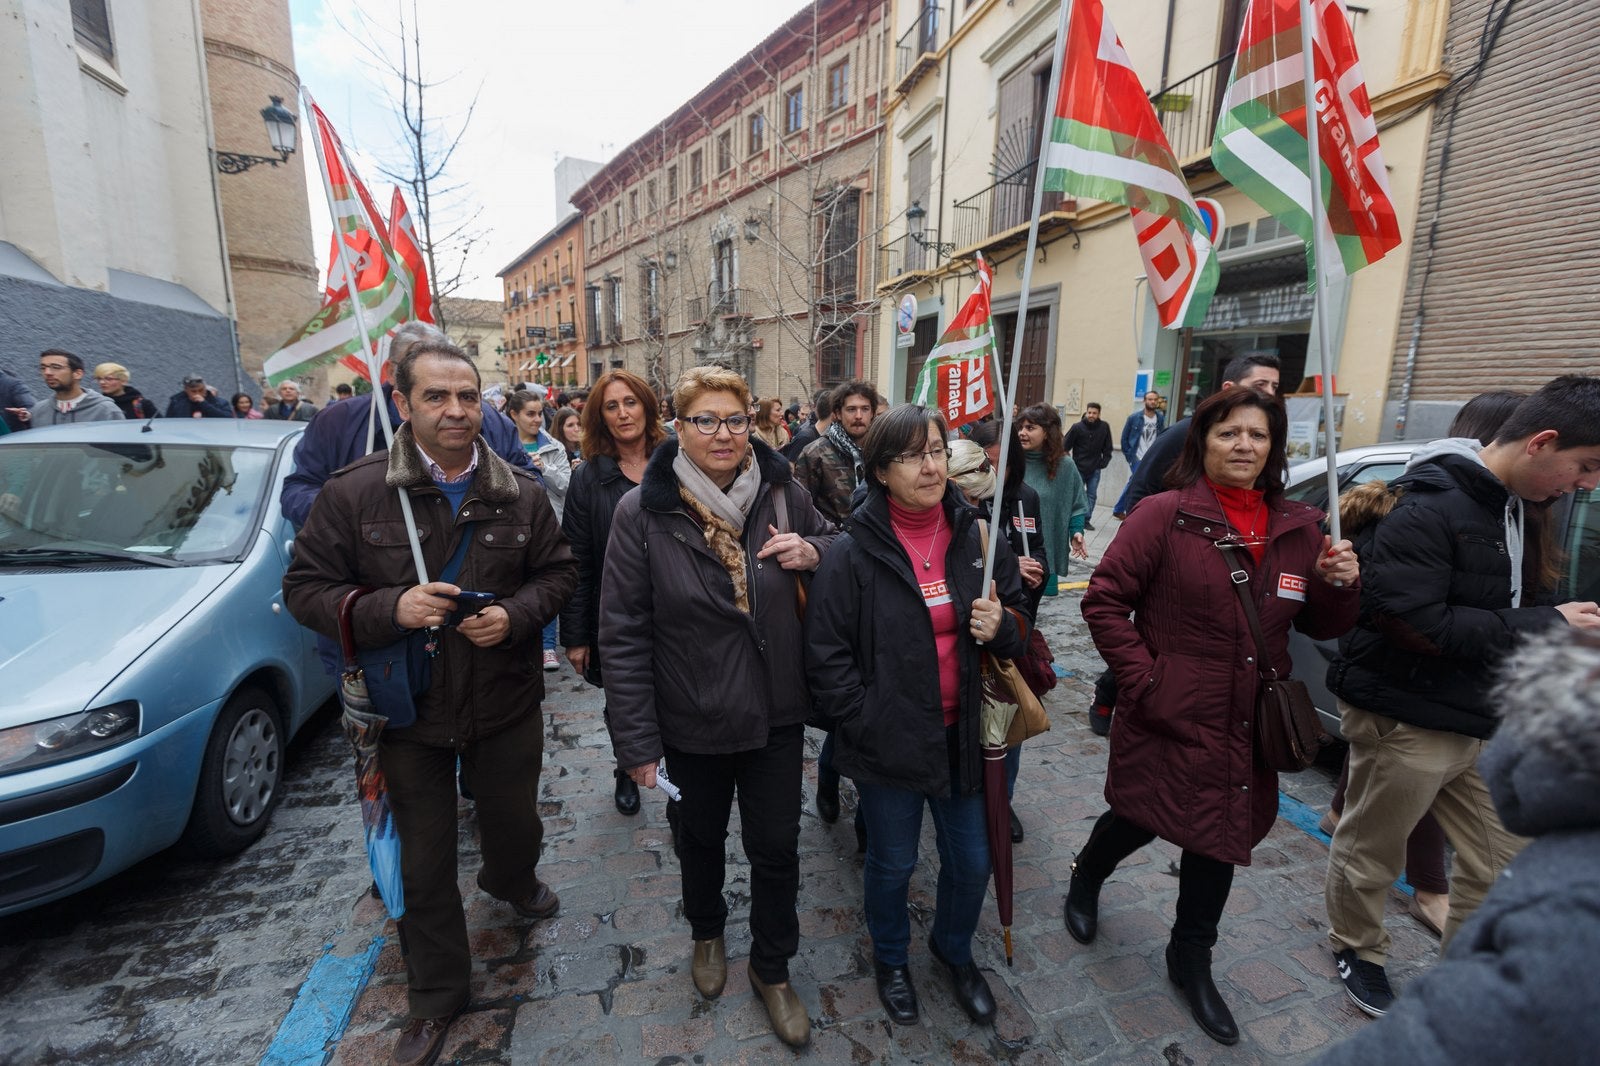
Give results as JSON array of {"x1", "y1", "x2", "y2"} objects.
[
  {"x1": 1112, "y1": 456, "x2": 1139, "y2": 514},
  {"x1": 541, "y1": 618, "x2": 558, "y2": 652},
  {"x1": 856, "y1": 768, "x2": 991, "y2": 967},
  {"x1": 1080, "y1": 468, "x2": 1102, "y2": 516}
]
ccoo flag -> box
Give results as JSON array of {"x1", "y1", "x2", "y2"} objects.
[
  {"x1": 911, "y1": 255, "x2": 996, "y2": 429},
  {"x1": 1043, "y1": 0, "x2": 1218, "y2": 328},
  {"x1": 1212, "y1": 0, "x2": 1401, "y2": 284}
]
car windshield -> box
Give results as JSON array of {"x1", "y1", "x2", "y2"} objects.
[{"x1": 0, "y1": 442, "x2": 273, "y2": 565}]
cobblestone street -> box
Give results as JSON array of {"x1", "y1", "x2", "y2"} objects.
[{"x1": 0, "y1": 510, "x2": 1442, "y2": 1065}]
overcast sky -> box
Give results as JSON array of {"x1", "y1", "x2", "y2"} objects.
[{"x1": 289, "y1": 0, "x2": 809, "y2": 301}]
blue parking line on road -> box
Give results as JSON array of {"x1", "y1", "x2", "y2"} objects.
[
  {"x1": 261, "y1": 934, "x2": 385, "y2": 1066},
  {"x1": 1278, "y1": 789, "x2": 1414, "y2": 897}
]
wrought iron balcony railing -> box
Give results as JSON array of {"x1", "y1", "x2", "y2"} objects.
[
  {"x1": 950, "y1": 159, "x2": 1066, "y2": 250},
  {"x1": 894, "y1": 3, "x2": 940, "y2": 93},
  {"x1": 1149, "y1": 52, "x2": 1234, "y2": 166}
]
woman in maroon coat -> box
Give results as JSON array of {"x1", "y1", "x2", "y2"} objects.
[{"x1": 1070, "y1": 388, "x2": 1360, "y2": 1046}]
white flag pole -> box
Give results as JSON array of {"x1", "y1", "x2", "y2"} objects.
[
  {"x1": 980, "y1": 0, "x2": 1075, "y2": 599},
  {"x1": 302, "y1": 86, "x2": 429, "y2": 584},
  {"x1": 1298, "y1": 0, "x2": 1343, "y2": 546}
]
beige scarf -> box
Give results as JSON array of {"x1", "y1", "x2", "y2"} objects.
[{"x1": 673, "y1": 448, "x2": 762, "y2": 613}]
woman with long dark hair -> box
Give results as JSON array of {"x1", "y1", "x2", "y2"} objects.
[
  {"x1": 560, "y1": 371, "x2": 667, "y2": 814},
  {"x1": 1072, "y1": 388, "x2": 1359, "y2": 1045},
  {"x1": 1016, "y1": 403, "x2": 1089, "y2": 593}
]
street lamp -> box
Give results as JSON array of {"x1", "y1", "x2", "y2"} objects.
[
  {"x1": 905, "y1": 199, "x2": 954, "y2": 259},
  {"x1": 664, "y1": 248, "x2": 678, "y2": 271},
  {"x1": 217, "y1": 96, "x2": 299, "y2": 175}
]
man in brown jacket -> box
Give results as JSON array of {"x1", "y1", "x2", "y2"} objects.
[{"x1": 283, "y1": 340, "x2": 576, "y2": 1066}]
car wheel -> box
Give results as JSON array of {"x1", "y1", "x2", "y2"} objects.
[{"x1": 182, "y1": 685, "x2": 284, "y2": 858}]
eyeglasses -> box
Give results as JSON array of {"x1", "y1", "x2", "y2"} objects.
[
  {"x1": 684, "y1": 413, "x2": 752, "y2": 435},
  {"x1": 40, "y1": 363, "x2": 72, "y2": 372},
  {"x1": 889, "y1": 446, "x2": 952, "y2": 466}
]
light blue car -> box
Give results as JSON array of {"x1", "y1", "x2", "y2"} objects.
[{"x1": 0, "y1": 418, "x2": 335, "y2": 915}]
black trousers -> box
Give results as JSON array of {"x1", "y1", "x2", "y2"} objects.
[
  {"x1": 380, "y1": 711, "x2": 546, "y2": 1019},
  {"x1": 664, "y1": 723, "x2": 803, "y2": 984},
  {"x1": 1075, "y1": 809, "x2": 1235, "y2": 950}
]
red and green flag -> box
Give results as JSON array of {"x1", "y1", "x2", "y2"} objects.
[
  {"x1": 911, "y1": 255, "x2": 996, "y2": 429},
  {"x1": 1043, "y1": 0, "x2": 1218, "y2": 328},
  {"x1": 1212, "y1": 0, "x2": 1401, "y2": 283},
  {"x1": 265, "y1": 93, "x2": 412, "y2": 385},
  {"x1": 388, "y1": 186, "x2": 433, "y2": 326}
]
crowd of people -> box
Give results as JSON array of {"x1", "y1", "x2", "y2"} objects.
[
  {"x1": 0, "y1": 350, "x2": 366, "y2": 435},
  {"x1": 13, "y1": 331, "x2": 1595, "y2": 1064}
]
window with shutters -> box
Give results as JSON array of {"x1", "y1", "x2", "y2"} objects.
[
  {"x1": 748, "y1": 112, "x2": 766, "y2": 156},
  {"x1": 717, "y1": 131, "x2": 733, "y2": 175},
  {"x1": 71, "y1": 0, "x2": 114, "y2": 61},
  {"x1": 667, "y1": 166, "x2": 678, "y2": 202},
  {"x1": 690, "y1": 149, "x2": 704, "y2": 189},
  {"x1": 816, "y1": 188, "x2": 860, "y2": 303},
  {"x1": 828, "y1": 60, "x2": 850, "y2": 111},
  {"x1": 817, "y1": 324, "x2": 857, "y2": 388},
  {"x1": 785, "y1": 86, "x2": 805, "y2": 135}
]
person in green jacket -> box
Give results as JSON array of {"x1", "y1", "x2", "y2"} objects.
[{"x1": 1017, "y1": 403, "x2": 1089, "y2": 594}]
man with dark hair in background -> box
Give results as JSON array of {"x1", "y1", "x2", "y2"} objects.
[
  {"x1": 1110, "y1": 391, "x2": 1166, "y2": 517},
  {"x1": 284, "y1": 338, "x2": 576, "y2": 1066},
  {"x1": 1085, "y1": 353, "x2": 1282, "y2": 736},
  {"x1": 784, "y1": 386, "x2": 834, "y2": 460},
  {"x1": 1063, "y1": 402, "x2": 1113, "y2": 529},
  {"x1": 794, "y1": 380, "x2": 880, "y2": 527},
  {"x1": 17, "y1": 350, "x2": 124, "y2": 427}
]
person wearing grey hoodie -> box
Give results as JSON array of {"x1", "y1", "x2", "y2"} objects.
[
  {"x1": 1323, "y1": 375, "x2": 1600, "y2": 1019},
  {"x1": 1313, "y1": 627, "x2": 1600, "y2": 1065}
]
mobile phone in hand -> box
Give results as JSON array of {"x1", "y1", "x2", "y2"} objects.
[{"x1": 445, "y1": 590, "x2": 496, "y2": 626}]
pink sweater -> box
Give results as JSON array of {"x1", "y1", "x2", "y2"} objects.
[{"x1": 889, "y1": 498, "x2": 960, "y2": 724}]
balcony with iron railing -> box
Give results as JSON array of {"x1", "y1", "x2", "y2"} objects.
[
  {"x1": 711, "y1": 287, "x2": 747, "y2": 317},
  {"x1": 879, "y1": 231, "x2": 941, "y2": 287},
  {"x1": 950, "y1": 159, "x2": 1070, "y2": 252},
  {"x1": 1149, "y1": 52, "x2": 1235, "y2": 168},
  {"x1": 893, "y1": 3, "x2": 940, "y2": 96}
]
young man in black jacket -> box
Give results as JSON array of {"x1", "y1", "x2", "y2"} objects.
[
  {"x1": 1062, "y1": 403, "x2": 1112, "y2": 528},
  {"x1": 1324, "y1": 375, "x2": 1600, "y2": 1019}
]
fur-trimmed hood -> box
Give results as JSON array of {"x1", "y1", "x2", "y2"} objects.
[
  {"x1": 638, "y1": 433, "x2": 792, "y2": 513},
  {"x1": 1338, "y1": 480, "x2": 1403, "y2": 538},
  {"x1": 384, "y1": 422, "x2": 522, "y2": 503},
  {"x1": 1484, "y1": 628, "x2": 1600, "y2": 837}
]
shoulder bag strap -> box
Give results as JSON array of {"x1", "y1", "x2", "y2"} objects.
[
  {"x1": 438, "y1": 521, "x2": 478, "y2": 585},
  {"x1": 1217, "y1": 541, "x2": 1276, "y2": 679},
  {"x1": 771, "y1": 482, "x2": 789, "y2": 533}
]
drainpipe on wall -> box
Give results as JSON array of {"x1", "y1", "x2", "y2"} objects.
[
  {"x1": 188, "y1": 0, "x2": 246, "y2": 400},
  {"x1": 1159, "y1": 0, "x2": 1177, "y2": 89}
]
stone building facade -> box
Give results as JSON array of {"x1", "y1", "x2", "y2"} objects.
[{"x1": 570, "y1": 0, "x2": 892, "y2": 404}]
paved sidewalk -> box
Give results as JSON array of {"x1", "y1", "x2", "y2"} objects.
[{"x1": 327, "y1": 518, "x2": 1440, "y2": 1064}]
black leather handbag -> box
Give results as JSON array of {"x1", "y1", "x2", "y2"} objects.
[{"x1": 1217, "y1": 540, "x2": 1330, "y2": 772}]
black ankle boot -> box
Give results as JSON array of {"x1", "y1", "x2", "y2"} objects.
[
  {"x1": 873, "y1": 961, "x2": 918, "y2": 1023},
  {"x1": 614, "y1": 769, "x2": 640, "y2": 816},
  {"x1": 1166, "y1": 940, "x2": 1238, "y2": 1046},
  {"x1": 816, "y1": 767, "x2": 840, "y2": 824},
  {"x1": 1063, "y1": 860, "x2": 1104, "y2": 944}
]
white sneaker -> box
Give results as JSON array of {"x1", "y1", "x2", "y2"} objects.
[{"x1": 542, "y1": 649, "x2": 560, "y2": 671}]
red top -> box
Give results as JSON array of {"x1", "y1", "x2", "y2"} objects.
[
  {"x1": 1206, "y1": 477, "x2": 1269, "y2": 564},
  {"x1": 889, "y1": 497, "x2": 959, "y2": 723}
]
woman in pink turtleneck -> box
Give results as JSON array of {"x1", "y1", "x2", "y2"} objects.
[{"x1": 805, "y1": 404, "x2": 1032, "y2": 1029}]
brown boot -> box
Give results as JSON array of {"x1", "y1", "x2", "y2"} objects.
[
  {"x1": 749, "y1": 971, "x2": 811, "y2": 1048},
  {"x1": 691, "y1": 936, "x2": 726, "y2": 998},
  {"x1": 390, "y1": 1008, "x2": 460, "y2": 1066}
]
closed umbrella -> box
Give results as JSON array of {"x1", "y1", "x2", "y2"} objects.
[
  {"x1": 338, "y1": 588, "x2": 405, "y2": 920},
  {"x1": 979, "y1": 662, "x2": 1020, "y2": 966}
]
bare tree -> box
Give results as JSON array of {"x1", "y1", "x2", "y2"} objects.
[{"x1": 334, "y1": 0, "x2": 486, "y2": 330}]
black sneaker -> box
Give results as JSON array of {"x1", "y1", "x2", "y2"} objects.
[{"x1": 1335, "y1": 949, "x2": 1394, "y2": 1017}]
